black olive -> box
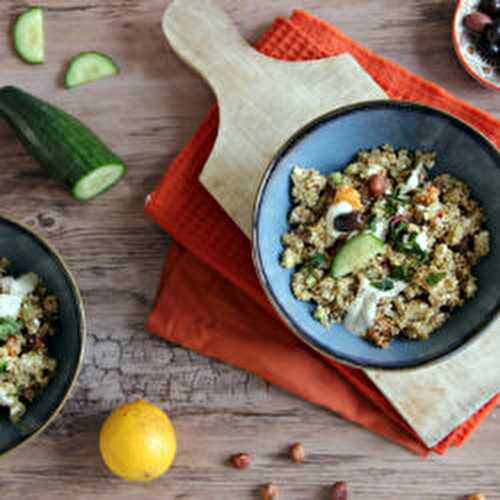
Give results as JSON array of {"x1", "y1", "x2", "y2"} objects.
[
  {"x1": 480, "y1": 0, "x2": 500, "y2": 16},
  {"x1": 477, "y1": 33, "x2": 500, "y2": 63},
  {"x1": 334, "y1": 211, "x2": 364, "y2": 232},
  {"x1": 486, "y1": 19, "x2": 500, "y2": 43}
]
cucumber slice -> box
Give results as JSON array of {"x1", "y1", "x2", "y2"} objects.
[
  {"x1": 13, "y1": 7, "x2": 44, "y2": 64},
  {"x1": 0, "y1": 86, "x2": 127, "y2": 201},
  {"x1": 331, "y1": 233, "x2": 385, "y2": 278},
  {"x1": 65, "y1": 52, "x2": 120, "y2": 89}
]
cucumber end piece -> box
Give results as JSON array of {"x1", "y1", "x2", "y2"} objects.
[
  {"x1": 65, "y1": 52, "x2": 120, "y2": 89},
  {"x1": 13, "y1": 7, "x2": 44, "y2": 64},
  {"x1": 72, "y1": 164, "x2": 126, "y2": 201}
]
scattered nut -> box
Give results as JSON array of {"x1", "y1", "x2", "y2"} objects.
[
  {"x1": 260, "y1": 483, "x2": 279, "y2": 499},
  {"x1": 288, "y1": 442, "x2": 305, "y2": 463},
  {"x1": 464, "y1": 12, "x2": 493, "y2": 33},
  {"x1": 368, "y1": 174, "x2": 388, "y2": 198},
  {"x1": 331, "y1": 481, "x2": 348, "y2": 500},
  {"x1": 414, "y1": 184, "x2": 440, "y2": 206},
  {"x1": 467, "y1": 494, "x2": 486, "y2": 500},
  {"x1": 230, "y1": 453, "x2": 251, "y2": 469}
]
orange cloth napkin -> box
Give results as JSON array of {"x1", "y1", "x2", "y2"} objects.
[{"x1": 145, "y1": 10, "x2": 500, "y2": 456}]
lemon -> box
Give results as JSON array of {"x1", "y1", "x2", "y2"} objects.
[{"x1": 99, "y1": 400, "x2": 177, "y2": 481}]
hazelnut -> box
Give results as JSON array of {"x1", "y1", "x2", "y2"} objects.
[
  {"x1": 288, "y1": 442, "x2": 305, "y2": 463},
  {"x1": 230, "y1": 453, "x2": 251, "y2": 469},
  {"x1": 367, "y1": 174, "x2": 388, "y2": 198},
  {"x1": 467, "y1": 494, "x2": 486, "y2": 500},
  {"x1": 464, "y1": 12, "x2": 492, "y2": 33},
  {"x1": 331, "y1": 481, "x2": 348, "y2": 500},
  {"x1": 260, "y1": 483, "x2": 279, "y2": 499}
]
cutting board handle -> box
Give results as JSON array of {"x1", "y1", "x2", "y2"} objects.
[{"x1": 163, "y1": 0, "x2": 255, "y2": 89}]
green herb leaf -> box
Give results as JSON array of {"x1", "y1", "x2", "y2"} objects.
[
  {"x1": 394, "y1": 223, "x2": 408, "y2": 240},
  {"x1": 393, "y1": 230, "x2": 430, "y2": 263},
  {"x1": 425, "y1": 272, "x2": 447, "y2": 286},
  {"x1": 389, "y1": 266, "x2": 410, "y2": 282},
  {"x1": 368, "y1": 214, "x2": 378, "y2": 232},
  {"x1": 408, "y1": 232, "x2": 418, "y2": 244},
  {"x1": 385, "y1": 190, "x2": 406, "y2": 215},
  {"x1": 308, "y1": 252, "x2": 327, "y2": 268},
  {"x1": 0, "y1": 318, "x2": 22, "y2": 341},
  {"x1": 416, "y1": 249, "x2": 430, "y2": 263},
  {"x1": 371, "y1": 278, "x2": 395, "y2": 291},
  {"x1": 389, "y1": 222, "x2": 408, "y2": 248},
  {"x1": 0, "y1": 361, "x2": 7, "y2": 372},
  {"x1": 385, "y1": 200, "x2": 399, "y2": 215}
]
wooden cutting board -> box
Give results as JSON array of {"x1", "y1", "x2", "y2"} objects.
[
  {"x1": 162, "y1": 0, "x2": 500, "y2": 448},
  {"x1": 163, "y1": 0, "x2": 386, "y2": 235}
]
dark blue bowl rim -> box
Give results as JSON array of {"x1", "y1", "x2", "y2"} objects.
[
  {"x1": 0, "y1": 214, "x2": 86, "y2": 457},
  {"x1": 252, "y1": 99, "x2": 500, "y2": 371}
]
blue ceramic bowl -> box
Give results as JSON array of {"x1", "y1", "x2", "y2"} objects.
[
  {"x1": 253, "y1": 101, "x2": 500, "y2": 370},
  {"x1": 0, "y1": 215, "x2": 85, "y2": 456}
]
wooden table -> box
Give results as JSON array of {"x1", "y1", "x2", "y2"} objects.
[{"x1": 0, "y1": 1, "x2": 498, "y2": 498}]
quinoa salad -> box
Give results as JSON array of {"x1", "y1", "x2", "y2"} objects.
[
  {"x1": 0, "y1": 258, "x2": 58, "y2": 422},
  {"x1": 280, "y1": 145, "x2": 490, "y2": 348}
]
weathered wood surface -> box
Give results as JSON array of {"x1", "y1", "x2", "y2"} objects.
[{"x1": 0, "y1": 0, "x2": 498, "y2": 498}]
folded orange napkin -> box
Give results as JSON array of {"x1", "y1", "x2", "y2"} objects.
[{"x1": 146, "y1": 10, "x2": 500, "y2": 456}]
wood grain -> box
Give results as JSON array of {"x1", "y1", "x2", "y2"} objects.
[
  {"x1": 163, "y1": 0, "x2": 385, "y2": 235},
  {"x1": 0, "y1": 0, "x2": 498, "y2": 499}
]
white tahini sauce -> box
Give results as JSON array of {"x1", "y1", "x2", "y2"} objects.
[
  {"x1": 326, "y1": 201, "x2": 353, "y2": 240},
  {"x1": 415, "y1": 231, "x2": 430, "y2": 252},
  {"x1": 373, "y1": 218, "x2": 389, "y2": 241},
  {"x1": 400, "y1": 164, "x2": 423, "y2": 195},
  {"x1": 345, "y1": 277, "x2": 407, "y2": 337}
]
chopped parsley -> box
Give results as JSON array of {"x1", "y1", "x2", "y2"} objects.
[
  {"x1": 426, "y1": 272, "x2": 447, "y2": 286},
  {"x1": 308, "y1": 252, "x2": 327, "y2": 268},
  {"x1": 0, "y1": 361, "x2": 7, "y2": 372},
  {"x1": 389, "y1": 222, "x2": 408, "y2": 245},
  {"x1": 391, "y1": 229, "x2": 430, "y2": 263},
  {"x1": 389, "y1": 266, "x2": 410, "y2": 282},
  {"x1": 406, "y1": 233, "x2": 430, "y2": 262},
  {"x1": 385, "y1": 190, "x2": 406, "y2": 215},
  {"x1": 0, "y1": 318, "x2": 22, "y2": 341},
  {"x1": 368, "y1": 214, "x2": 378, "y2": 232},
  {"x1": 371, "y1": 278, "x2": 395, "y2": 291}
]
